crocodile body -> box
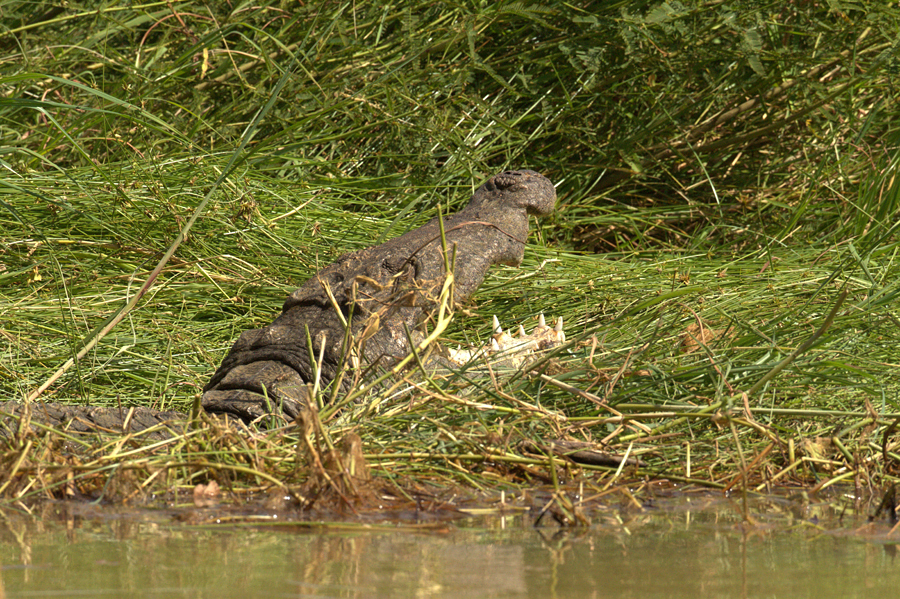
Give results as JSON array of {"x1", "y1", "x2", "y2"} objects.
[{"x1": 3, "y1": 170, "x2": 556, "y2": 436}]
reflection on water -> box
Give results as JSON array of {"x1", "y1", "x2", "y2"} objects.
[{"x1": 0, "y1": 493, "x2": 898, "y2": 598}]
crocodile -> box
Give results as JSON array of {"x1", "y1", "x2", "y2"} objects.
[{"x1": 2, "y1": 170, "x2": 557, "y2": 437}]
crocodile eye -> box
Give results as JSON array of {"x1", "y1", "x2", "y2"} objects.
[
  {"x1": 382, "y1": 257, "x2": 399, "y2": 274},
  {"x1": 382, "y1": 256, "x2": 413, "y2": 275}
]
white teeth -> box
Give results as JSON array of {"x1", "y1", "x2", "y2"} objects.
[
  {"x1": 554, "y1": 317, "x2": 565, "y2": 342},
  {"x1": 448, "y1": 314, "x2": 565, "y2": 367},
  {"x1": 447, "y1": 346, "x2": 476, "y2": 365}
]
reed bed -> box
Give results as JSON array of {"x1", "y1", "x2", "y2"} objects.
[{"x1": 1, "y1": 1, "x2": 899, "y2": 509}]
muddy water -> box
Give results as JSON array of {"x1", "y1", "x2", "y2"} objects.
[{"x1": 0, "y1": 494, "x2": 898, "y2": 598}]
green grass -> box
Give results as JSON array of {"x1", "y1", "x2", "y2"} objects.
[{"x1": 1, "y1": 1, "x2": 900, "y2": 505}]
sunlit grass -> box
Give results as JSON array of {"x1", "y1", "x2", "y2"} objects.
[{"x1": 1, "y1": 1, "x2": 899, "y2": 504}]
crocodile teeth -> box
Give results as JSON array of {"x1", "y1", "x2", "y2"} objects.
[
  {"x1": 446, "y1": 314, "x2": 566, "y2": 367},
  {"x1": 447, "y1": 345, "x2": 477, "y2": 364},
  {"x1": 555, "y1": 317, "x2": 565, "y2": 343},
  {"x1": 492, "y1": 327, "x2": 515, "y2": 351}
]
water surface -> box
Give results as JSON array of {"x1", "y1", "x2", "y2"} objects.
[{"x1": 1, "y1": 493, "x2": 897, "y2": 598}]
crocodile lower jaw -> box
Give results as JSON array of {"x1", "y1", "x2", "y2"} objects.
[{"x1": 201, "y1": 315, "x2": 566, "y2": 423}]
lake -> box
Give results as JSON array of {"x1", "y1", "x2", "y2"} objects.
[{"x1": 1, "y1": 490, "x2": 897, "y2": 598}]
